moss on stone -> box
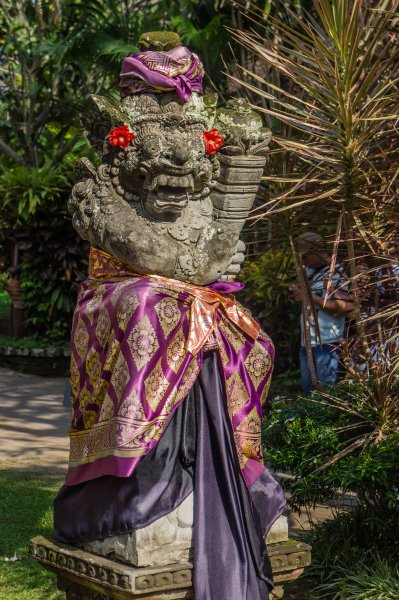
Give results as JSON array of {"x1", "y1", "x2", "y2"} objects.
[{"x1": 139, "y1": 32, "x2": 181, "y2": 51}]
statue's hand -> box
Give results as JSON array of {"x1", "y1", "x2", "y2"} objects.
[{"x1": 220, "y1": 240, "x2": 246, "y2": 281}]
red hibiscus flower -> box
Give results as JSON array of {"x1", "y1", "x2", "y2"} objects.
[
  {"x1": 203, "y1": 129, "x2": 225, "y2": 155},
  {"x1": 108, "y1": 125, "x2": 135, "y2": 149}
]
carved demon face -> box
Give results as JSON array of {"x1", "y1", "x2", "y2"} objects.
[{"x1": 107, "y1": 94, "x2": 217, "y2": 221}]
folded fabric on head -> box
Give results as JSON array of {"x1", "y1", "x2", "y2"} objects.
[{"x1": 119, "y1": 46, "x2": 204, "y2": 102}]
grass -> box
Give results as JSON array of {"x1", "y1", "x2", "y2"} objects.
[
  {"x1": 317, "y1": 557, "x2": 399, "y2": 599},
  {"x1": 0, "y1": 469, "x2": 64, "y2": 600},
  {"x1": 5, "y1": 468, "x2": 396, "y2": 600},
  {"x1": 301, "y1": 506, "x2": 399, "y2": 600}
]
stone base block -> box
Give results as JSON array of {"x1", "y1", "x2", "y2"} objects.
[
  {"x1": 82, "y1": 495, "x2": 193, "y2": 567},
  {"x1": 81, "y1": 496, "x2": 288, "y2": 570},
  {"x1": 30, "y1": 535, "x2": 311, "y2": 600},
  {"x1": 266, "y1": 516, "x2": 289, "y2": 545}
]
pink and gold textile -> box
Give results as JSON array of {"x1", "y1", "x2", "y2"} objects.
[
  {"x1": 119, "y1": 46, "x2": 204, "y2": 102},
  {"x1": 66, "y1": 248, "x2": 274, "y2": 487}
]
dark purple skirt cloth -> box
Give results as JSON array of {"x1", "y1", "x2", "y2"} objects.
[{"x1": 54, "y1": 351, "x2": 286, "y2": 600}]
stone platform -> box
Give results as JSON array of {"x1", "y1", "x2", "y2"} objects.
[{"x1": 30, "y1": 535, "x2": 311, "y2": 599}]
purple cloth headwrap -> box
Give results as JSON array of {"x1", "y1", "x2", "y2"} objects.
[{"x1": 120, "y1": 46, "x2": 204, "y2": 102}]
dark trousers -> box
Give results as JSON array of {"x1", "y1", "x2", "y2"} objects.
[{"x1": 300, "y1": 344, "x2": 340, "y2": 396}]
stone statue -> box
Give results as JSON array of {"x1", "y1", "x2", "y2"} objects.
[
  {"x1": 51, "y1": 33, "x2": 291, "y2": 600},
  {"x1": 68, "y1": 80, "x2": 270, "y2": 285}
]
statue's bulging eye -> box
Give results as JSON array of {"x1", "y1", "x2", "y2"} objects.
[{"x1": 141, "y1": 135, "x2": 161, "y2": 158}]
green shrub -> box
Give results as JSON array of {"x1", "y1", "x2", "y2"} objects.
[
  {"x1": 240, "y1": 249, "x2": 300, "y2": 373},
  {"x1": 307, "y1": 506, "x2": 399, "y2": 576},
  {"x1": 0, "y1": 164, "x2": 69, "y2": 224},
  {"x1": 300, "y1": 501, "x2": 399, "y2": 599},
  {"x1": 20, "y1": 217, "x2": 88, "y2": 341},
  {"x1": 263, "y1": 383, "x2": 399, "y2": 509},
  {"x1": 316, "y1": 555, "x2": 399, "y2": 600},
  {"x1": 0, "y1": 290, "x2": 10, "y2": 321}
]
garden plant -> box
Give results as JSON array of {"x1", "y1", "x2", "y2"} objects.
[
  {"x1": 0, "y1": 1, "x2": 398, "y2": 599},
  {"x1": 231, "y1": 0, "x2": 399, "y2": 597}
]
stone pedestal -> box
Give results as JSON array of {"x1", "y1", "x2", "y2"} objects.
[
  {"x1": 82, "y1": 495, "x2": 194, "y2": 567},
  {"x1": 30, "y1": 520, "x2": 311, "y2": 599},
  {"x1": 80, "y1": 494, "x2": 290, "y2": 570}
]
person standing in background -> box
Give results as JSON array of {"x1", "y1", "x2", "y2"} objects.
[{"x1": 289, "y1": 232, "x2": 352, "y2": 395}]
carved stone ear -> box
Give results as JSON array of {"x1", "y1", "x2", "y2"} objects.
[
  {"x1": 81, "y1": 95, "x2": 127, "y2": 155},
  {"x1": 214, "y1": 99, "x2": 271, "y2": 157},
  {"x1": 73, "y1": 157, "x2": 96, "y2": 183}
]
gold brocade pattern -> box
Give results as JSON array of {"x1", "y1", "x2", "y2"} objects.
[
  {"x1": 239, "y1": 407, "x2": 261, "y2": 434},
  {"x1": 88, "y1": 247, "x2": 260, "y2": 356},
  {"x1": 85, "y1": 348, "x2": 101, "y2": 388},
  {"x1": 89, "y1": 247, "x2": 135, "y2": 280},
  {"x1": 99, "y1": 392, "x2": 114, "y2": 421},
  {"x1": 166, "y1": 327, "x2": 186, "y2": 373},
  {"x1": 119, "y1": 389, "x2": 144, "y2": 420},
  {"x1": 103, "y1": 331, "x2": 120, "y2": 372},
  {"x1": 260, "y1": 377, "x2": 272, "y2": 406},
  {"x1": 70, "y1": 354, "x2": 80, "y2": 400},
  {"x1": 233, "y1": 433, "x2": 246, "y2": 469},
  {"x1": 117, "y1": 292, "x2": 139, "y2": 330},
  {"x1": 219, "y1": 319, "x2": 246, "y2": 353},
  {"x1": 164, "y1": 356, "x2": 201, "y2": 412},
  {"x1": 78, "y1": 388, "x2": 91, "y2": 412},
  {"x1": 226, "y1": 371, "x2": 249, "y2": 419},
  {"x1": 147, "y1": 285, "x2": 181, "y2": 300},
  {"x1": 75, "y1": 317, "x2": 89, "y2": 358},
  {"x1": 111, "y1": 352, "x2": 130, "y2": 395},
  {"x1": 93, "y1": 378, "x2": 110, "y2": 409},
  {"x1": 216, "y1": 329, "x2": 230, "y2": 367},
  {"x1": 95, "y1": 309, "x2": 111, "y2": 347},
  {"x1": 235, "y1": 408, "x2": 262, "y2": 461},
  {"x1": 86, "y1": 285, "x2": 106, "y2": 322},
  {"x1": 68, "y1": 248, "x2": 274, "y2": 476},
  {"x1": 83, "y1": 409, "x2": 97, "y2": 430},
  {"x1": 144, "y1": 359, "x2": 170, "y2": 411},
  {"x1": 128, "y1": 315, "x2": 159, "y2": 371},
  {"x1": 244, "y1": 344, "x2": 272, "y2": 391},
  {"x1": 241, "y1": 437, "x2": 262, "y2": 462},
  {"x1": 155, "y1": 297, "x2": 181, "y2": 339},
  {"x1": 110, "y1": 280, "x2": 138, "y2": 307}
]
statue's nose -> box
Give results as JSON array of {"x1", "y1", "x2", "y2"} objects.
[{"x1": 173, "y1": 144, "x2": 190, "y2": 165}]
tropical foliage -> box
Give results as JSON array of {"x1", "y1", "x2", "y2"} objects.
[
  {"x1": 232, "y1": 0, "x2": 399, "y2": 454},
  {"x1": 19, "y1": 217, "x2": 88, "y2": 341},
  {"x1": 307, "y1": 509, "x2": 399, "y2": 599},
  {"x1": 233, "y1": 1, "x2": 399, "y2": 594},
  {"x1": 240, "y1": 248, "x2": 300, "y2": 372},
  {"x1": 0, "y1": 0, "x2": 232, "y2": 335},
  {"x1": 264, "y1": 387, "x2": 399, "y2": 509}
]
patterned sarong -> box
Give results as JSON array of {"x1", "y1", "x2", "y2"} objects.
[
  {"x1": 66, "y1": 248, "x2": 274, "y2": 486},
  {"x1": 119, "y1": 46, "x2": 204, "y2": 101}
]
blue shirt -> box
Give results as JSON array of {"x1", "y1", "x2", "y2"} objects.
[{"x1": 301, "y1": 264, "x2": 348, "y2": 347}]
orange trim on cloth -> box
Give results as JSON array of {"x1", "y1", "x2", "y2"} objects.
[{"x1": 89, "y1": 247, "x2": 260, "y2": 356}]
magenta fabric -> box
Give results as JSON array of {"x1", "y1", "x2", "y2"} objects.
[
  {"x1": 55, "y1": 352, "x2": 286, "y2": 600},
  {"x1": 66, "y1": 274, "x2": 274, "y2": 488},
  {"x1": 208, "y1": 280, "x2": 245, "y2": 294},
  {"x1": 120, "y1": 46, "x2": 204, "y2": 102}
]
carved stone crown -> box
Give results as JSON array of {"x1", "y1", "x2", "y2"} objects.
[{"x1": 68, "y1": 36, "x2": 272, "y2": 285}]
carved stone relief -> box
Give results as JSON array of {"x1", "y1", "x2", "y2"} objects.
[{"x1": 68, "y1": 91, "x2": 270, "y2": 285}]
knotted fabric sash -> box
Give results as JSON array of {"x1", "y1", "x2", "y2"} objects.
[
  {"x1": 66, "y1": 248, "x2": 274, "y2": 487},
  {"x1": 120, "y1": 46, "x2": 204, "y2": 102}
]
